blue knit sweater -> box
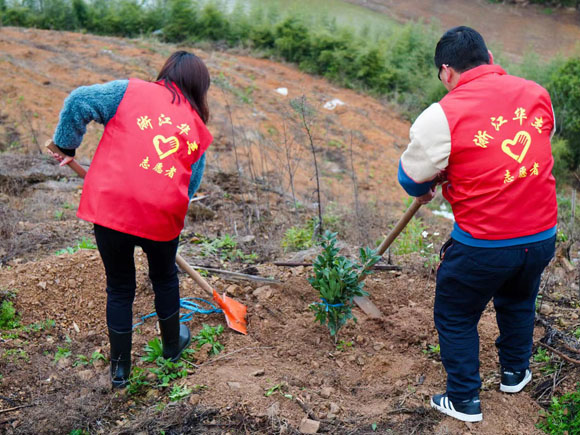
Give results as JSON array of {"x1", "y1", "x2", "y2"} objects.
[{"x1": 53, "y1": 80, "x2": 206, "y2": 199}]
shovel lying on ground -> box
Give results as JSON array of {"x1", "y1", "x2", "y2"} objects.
[
  {"x1": 353, "y1": 198, "x2": 422, "y2": 319},
  {"x1": 45, "y1": 140, "x2": 248, "y2": 334}
]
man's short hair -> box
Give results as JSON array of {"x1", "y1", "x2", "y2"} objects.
[{"x1": 434, "y1": 26, "x2": 490, "y2": 72}]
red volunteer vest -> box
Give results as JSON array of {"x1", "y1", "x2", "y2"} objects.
[
  {"x1": 439, "y1": 65, "x2": 557, "y2": 239},
  {"x1": 77, "y1": 79, "x2": 212, "y2": 241}
]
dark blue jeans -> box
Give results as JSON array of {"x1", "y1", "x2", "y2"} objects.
[
  {"x1": 94, "y1": 224, "x2": 180, "y2": 333},
  {"x1": 434, "y1": 236, "x2": 555, "y2": 401}
]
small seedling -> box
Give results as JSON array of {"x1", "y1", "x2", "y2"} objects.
[
  {"x1": 423, "y1": 344, "x2": 440, "y2": 355},
  {"x1": 0, "y1": 300, "x2": 20, "y2": 330},
  {"x1": 2, "y1": 349, "x2": 29, "y2": 362},
  {"x1": 73, "y1": 351, "x2": 106, "y2": 367},
  {"x1": 22, "y1": 319, "x2": 56, "y2": 333},
  {"x1": 534, "y1": 348, "x2": 556, "y2": 374},
  {"x1": 54, "y1": 346, "x2": 71, "y2": 363},
  {"x1": 169, "y1": 384, "x2": 193, "y2": 402},
  {"x1": 265, "y1": 383, "x2": 292, "y2": 399},
  {"x1": 281, "y1": 225, "x2": 314, "y2": 252},
  {"x1": 126, "y1": 367, "x2": 149, "y2": 396},
  {"x1": 194, "y1": 324, "x2": 225, "y2": 355},
  {"x1": 142, "y1": 337, "x2": 164, "y2": 363},
  {"x1": 149, "y1": 358, "x2": 188, "y2": 388},
  {"x1": 336, "y1": 340, "x2": 353, "y2": 352}
]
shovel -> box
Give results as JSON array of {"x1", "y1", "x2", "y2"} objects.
[
  {"x1": 353, "y1": 198, "x2": 422, "y2": 319},
  {"x1": 45, "y1": 140, "x2": 248, "y2": 334}
]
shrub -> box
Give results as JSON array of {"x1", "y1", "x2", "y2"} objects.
[{"x1": 308, "y1": 231, "x2": 380, "y2": 340}]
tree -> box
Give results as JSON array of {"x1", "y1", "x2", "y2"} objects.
[{"x1": 549, "y1": 57, "x2": 580, "y2": 187}]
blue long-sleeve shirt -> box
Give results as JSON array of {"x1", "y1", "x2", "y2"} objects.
[{"x1": 53, "y1": 80, "x2": 206, "y2": 199}]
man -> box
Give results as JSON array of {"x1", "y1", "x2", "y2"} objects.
[{"x1": 398, "y1": 26, "x2": 557, "y2": 422}]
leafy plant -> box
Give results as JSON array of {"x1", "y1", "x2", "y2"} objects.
[
  {"x1": 73, "y1": 350, "x2": 106, "y2": 367},
  {"x1": 54, "y1": 346, "x2": 71, "y2": 363},
  {"x1": 142, "y1": 337, "x2": 164, "y2": 363},
  {"x1": 200, "y1": 234, "x2": 257, "y2": 263},
  {"x1": 281, "y1": 225, "x2": 314, "y2": 252},
  {"x1": 390, "y1": 217, "x2": 426, "y2": 254},
  {"x1": 538, "y1": 383, "x2": 580, "y2": 435},
  {"x1": 126, "y1": 367, "x2": 149, "y2": 396},
  {"x1": 55, "y1": 237, "x2": 97, "y2": 255},
  {"x1": 149, "y1": 358, "x2": 188, "y2": 388},
  {"x1": 168, "y1": 384, "x2": 192, "y2": 402},
  {"x1": 309, "y1": 231, "x2": 380, "y2": 340},
  {"x1": 22, "y1": 319, "x2": 55, "y2": 333},
  {"x1": 534, "y1": 347, "x2": 556, "y2": 374},
  {"x1": 0, "y1": 300, "x2": 20, "y2": 330},
  {"x1": 194, "y1": 324, "x2": 224, "y2": 355},
  {"x1": 423, "y1": 344, "x2": 440, "y2": 355},
  {"x1": 336, "y1": 339, "x2": 353, "y2": 352},
  {"x1": 2, "y1": 348, "x2": 29, "y2": 362}
]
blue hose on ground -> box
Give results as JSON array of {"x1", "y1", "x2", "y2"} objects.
[{"x1": 133, "y1": 297, "x2": 222, "y2": 329}]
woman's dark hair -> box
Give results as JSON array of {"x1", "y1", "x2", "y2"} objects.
[
  {"x1": 434, "y1": 26, "x2": 490, "y2": 73},
  {"x1": 157, "y1": 51, "x2": 210, "y2": 123}
]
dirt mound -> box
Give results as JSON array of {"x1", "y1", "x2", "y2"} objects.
[{"x1": 2, "y1": 247, "x2": 572, "y2": 434}]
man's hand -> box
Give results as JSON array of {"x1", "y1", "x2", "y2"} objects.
[{"x1": 417, "y1": 186, "x2": 436, "y2": 204}]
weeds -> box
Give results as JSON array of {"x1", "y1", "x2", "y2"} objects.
[
  {"x1": 281, "y1": 225, "x2": 314, "y2": 252},
  {"x1": 336, "y1": 340, "x2": 353, "y2": 352},
  {"x1": 194, "y1": 324, "x2": 225, "y2": 355},
  {"x1": 149, "y1": 358, "x2": 188, "y2": 388},
  {"x1": 538, "y1": 383, "x2": 580, "y2": 435},
  {"x1": 2, "y1": 348, "x2": 29, "y2": 362},
  {"x1": 73, "y1": 351, "x2": 106, "y2": 367},
  {"x1": 390, "y1": 217, "x2": 425, "y2": 255},
  {"x1": 200, "y1": 234, "x2": 257, "y2": 263},
  {"x1": 0, "y1": 300, "x2": 20, "y2": 329},
  {"x1": 142, "y1": 337, "x2": 164, "y2": 363},
  {"x1": 54, "y1": 346, "x2": 71, "y2": 363},
  {"x1": 534, "y1": 348, "x2": 557, "y2": 374},
  {"x1": 423, "y1": 344, "x2": 440, "y2": 355},
  {"x1": 168, "y1": 385, "x2": 193, "y2": 402},
  {"x1": 55, "y1": 237, "x2": 97, "y2": 255}
]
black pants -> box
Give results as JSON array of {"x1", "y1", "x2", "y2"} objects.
[
  {"x1": 94, "y1": 224, "x2": 180, "y2": 333},
  {"x1": 434, "y1": 236, "x2": 555, "y2": 401}
]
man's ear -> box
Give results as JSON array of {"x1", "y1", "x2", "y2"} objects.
[{"x1": 488, "y1": 50, "x2": 494, "y2": 65}]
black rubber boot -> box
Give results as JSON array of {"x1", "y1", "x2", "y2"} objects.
[
  {"x1": 108, "y1": 328, "x2": 132, "y2": 389},
  {"x1": 158, "y1": 311, "x2": 191, "y2": 362}
]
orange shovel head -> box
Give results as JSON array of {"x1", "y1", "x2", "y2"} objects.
[{"x1": 212, "y1": 289, "x2": 248, "y2": 335}]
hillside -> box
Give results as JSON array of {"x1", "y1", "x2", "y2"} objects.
[{"x1": 1, "y1": 27, "x2": 579, "y2": 435}]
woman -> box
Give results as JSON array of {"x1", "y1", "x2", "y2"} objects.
[{"x1": 51, "y1": 51, "x2": 212, "y2": 388}]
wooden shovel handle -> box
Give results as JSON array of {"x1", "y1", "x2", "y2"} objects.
[
  {"x1": 45, "y1": 140, "x2": 87, "y2": 179},
  {"x1": 358, "y1": 198, "x2": 421, "y2": 282},
  {"x1": 376, "y1": 198, "x2": 422, "y2": 257},
  {"x1": 175, "y1": 254, "x2": 216, "y2": 298}
]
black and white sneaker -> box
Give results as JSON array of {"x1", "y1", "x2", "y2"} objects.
[
  {"x1": 500, "y1": 368, "x2": 532, "y2": 393},
  {"x1": 430, "y1": 393, "x2": 482, "y2": 422}
]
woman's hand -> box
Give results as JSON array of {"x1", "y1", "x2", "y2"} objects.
[{"x1": 49, "y1": 150, "x2": 74, "y2": 167}]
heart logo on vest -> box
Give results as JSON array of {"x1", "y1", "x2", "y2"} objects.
[
  {"x1": 153, "y1": 135, "x2": 180, "y2": 159},
  {"x1": 501, "y1": 131, "x2": 531, "y2": 164}
]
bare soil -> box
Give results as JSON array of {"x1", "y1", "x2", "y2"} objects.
[{"x1": 1, "y1": 25, "x2": 579, "y2": 435}]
